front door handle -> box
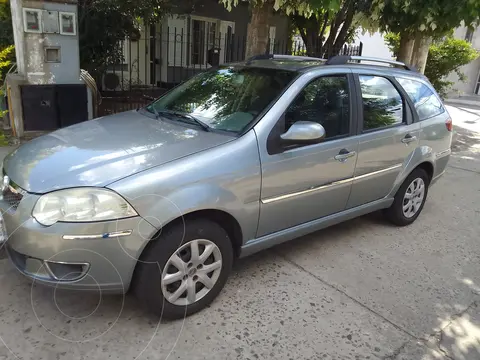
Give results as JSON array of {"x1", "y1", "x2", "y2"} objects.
[
  {"x1": 334, "y1": 149, "x2": 356, "y2": 162},
  {"x1": 401, "y1": 134, "x2": 417, "y2": 144}
]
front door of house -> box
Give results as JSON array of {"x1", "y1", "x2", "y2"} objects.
[
  {"x1": 220, "y1": 21, "x2": 235, "y2": 64},
  {"x1": 475, "y1": 69, "x2": 480, "y2": 95}
]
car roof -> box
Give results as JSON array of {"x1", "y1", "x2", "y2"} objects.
[{"x1": 229, "y1": 55, "x2": 426, "y2": 80}]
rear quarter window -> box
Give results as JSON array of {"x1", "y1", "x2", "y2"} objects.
[{"x1": 396, "y1": 78, "x2": 445, "y2": 121}]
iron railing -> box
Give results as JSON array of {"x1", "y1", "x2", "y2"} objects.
[{"x1": 92, "y1": 30, "x2": 362, "y2": 116}]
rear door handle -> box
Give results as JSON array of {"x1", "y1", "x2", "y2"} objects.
[
  {"x1": 334, "y1": 149, "x2": 356, "y2": 162},
  {"x1": 401, "y1": 134, "x2": 417, "y2": 144}
]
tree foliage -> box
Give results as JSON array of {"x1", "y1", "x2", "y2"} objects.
[
  {"x1": 372, "y1": 0, "x2": 480, "y2": 36},
  {"x1": 369, "y1": 0, "x2": 480, "y2": 72},
  {"x1": 0, "y1": 0, "x2": 13, "y2": 49},
  {"x1": 78, "y1": 0, "x2": 180, "y2": 73},
  {"x1": 290, "y1": 0, "x2": 371, "y2": 58},
  {"x1": 384, "y1": 33, "x2": 478, "y2": 97},
  {"x1": 222, "y1": 0, "x2": 367, "y2": 58},
  {"x1": 426, "y1": 37, "x2": 478, "y2": 98},
  {"x1": 0, "y1": 45, "x2": 15, "y2": 118}
]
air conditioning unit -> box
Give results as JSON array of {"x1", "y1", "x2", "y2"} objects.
[{"x1": 102, "y1": 71, "x2": 124, "y2": 91}]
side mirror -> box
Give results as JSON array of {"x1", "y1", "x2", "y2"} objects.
[{"x1": 280, "y1": 121, "x2": 326, "y2": 145}]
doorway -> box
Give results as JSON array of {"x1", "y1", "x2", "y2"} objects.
[{"x1": 475, "y1": 69, "x2": 480, "y2": 95}]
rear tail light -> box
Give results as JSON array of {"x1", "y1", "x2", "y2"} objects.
[{"x1": 445, "y1": 118, "x2": 453, "y2": 132}]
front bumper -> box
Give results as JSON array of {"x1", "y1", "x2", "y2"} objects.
[{"x1": 1, "y1": 193, "x2": 156, "y2": 293}]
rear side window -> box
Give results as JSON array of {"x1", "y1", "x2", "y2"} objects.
[
  {"x1": 396, "y1": 78, "x2": 445, "y2": 121},
  {"x1": 359, "y1": 75, "x2": 404, "y2": 131}
]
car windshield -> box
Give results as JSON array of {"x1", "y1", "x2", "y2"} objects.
[{"x1": 146, "y1": 66, "x2": 296, "y2": 133}]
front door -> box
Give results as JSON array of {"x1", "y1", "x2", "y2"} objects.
[
  {"x1": 257, "y1": 73, "x2": 359, "y2": 237},
  {"x1": 475, "y1": 69, "x2": 480, "y2": 95},
  {"x1": 346, "y1": 72, "x2": 421, "y2": 208},
  {"x1": 220, "y1": 21, "x2": 235, "y2": 64}
]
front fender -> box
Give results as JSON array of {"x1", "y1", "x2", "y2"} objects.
[
  {"x1": 131, "y1": 182, "x2": 257, "y2": 241},
  {"x1": 107, "y1": 130, "x2": 262, "y2": 259}
]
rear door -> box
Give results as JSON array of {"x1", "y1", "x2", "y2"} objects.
[
  {"x1": 346, "y1": 70, "x2": 421, "y2": 208},
  {"x1": 396, "y1": 76, "x2": 452, "y2": 177}
]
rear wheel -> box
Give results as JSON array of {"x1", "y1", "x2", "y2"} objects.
[
  {"x1": 134, "y1": 219, "x2": 233, "y2": 319},
  {"x1": 384, "y1": 168, "x2": 429, "y2": 226}
]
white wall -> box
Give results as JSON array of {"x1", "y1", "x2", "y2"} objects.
[
  {"x1": 355, "y1": 31, "x2": 393, "y2": 60},
  {"x1": 446, "y1": 25, "x2": 480, "y2": 96}
]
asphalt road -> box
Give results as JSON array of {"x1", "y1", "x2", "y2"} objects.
[{"x1": 0, "y1": 105, "x2": 478, "y2": 360}]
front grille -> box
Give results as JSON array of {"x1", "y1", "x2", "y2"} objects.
[
  {"x1": 1, "y1": 169, "x2": 25, "y2": 212},
  {"x1": 3, "y1": 186, "x2": 23, "y2": 211}
]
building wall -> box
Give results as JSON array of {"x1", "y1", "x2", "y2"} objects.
[
  {"x1": 160, "y1": 2, "x2": 290, "y2": 85},
  {"x1": 187, "y1": 1, "x2": 289, "y2": 44},
  {"x1": 22, "y1": 1, "x2": 81, "y2": 85},
  {"x1": 446, "y1": 26, "x2": 480, "y2": 96},
  {"x1": 101, "y1": 1, "x2": 291, "y2": 89},
  {"x1": 354, "y1": 31, "x2": 393, "y2": 60}
]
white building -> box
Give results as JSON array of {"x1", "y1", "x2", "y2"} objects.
[
  {"x1": 446, "y1": 25, "x2": 480, "y2": 98},
  {"x1": 354, "y1": 31, "x2": 393, "y2": 60}
]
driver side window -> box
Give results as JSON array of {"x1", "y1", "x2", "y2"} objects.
[{"x1": 286, "y1": 75, "x2": 350, "y2": 139}]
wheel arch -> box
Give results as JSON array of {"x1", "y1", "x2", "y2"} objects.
[
  {"x1": 391, "y1": 160, "x2": 435, "y2": 198},
  {"x1": 129, "y1": 208, "x2": 244, "y2": 292},
  {"x1": 416, "y1": 161, "x2": 434, "y2": 184}
]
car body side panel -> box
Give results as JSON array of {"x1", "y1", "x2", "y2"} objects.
[
  {"x1": 346, "y1": 122, "x2": 422, "y2": 208},
  {"x1": 419, "y1": 111, "x2": 453, "y2": 178},
  {"x1": 252, "y1": 67, "x2": 358, "y2": 236},
  {"x1": 108, "y1": 130, "x2": 262, "y2": 251}
]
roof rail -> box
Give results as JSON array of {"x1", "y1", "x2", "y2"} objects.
[
  {"x1": 325, "y1": 55, "x2": 415, "y2": 71},
  {"x1": 246, "y1": 54, "x2": 326, "y2": 65}
]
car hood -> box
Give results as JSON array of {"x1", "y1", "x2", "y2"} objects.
[{"x1": 3, "y1": 111, "x2": 234, "y2": 193}]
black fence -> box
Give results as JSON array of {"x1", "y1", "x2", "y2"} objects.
[{"x1": 94, "y1": 31, "x2": 362, "y2": 116}]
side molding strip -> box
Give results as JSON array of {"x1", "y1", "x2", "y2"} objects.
[
  {"x1": 63, "y1": 230, "x2": 133, "y2": 240},
  {"x1": 261, "y1": 164, "x2": 402, "y2": 204}
]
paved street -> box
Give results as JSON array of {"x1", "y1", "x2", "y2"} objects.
[{"x1": 0, "y1": 105, "x2": 479, "y2": 360}]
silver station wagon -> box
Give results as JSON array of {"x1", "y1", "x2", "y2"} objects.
[{"x1": 1, "y1": 55, "x2": 452, "y2": 319}]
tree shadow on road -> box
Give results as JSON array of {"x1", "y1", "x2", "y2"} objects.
[{"x1": 452, "y1": 123, "x2": 480, "y2": 153}]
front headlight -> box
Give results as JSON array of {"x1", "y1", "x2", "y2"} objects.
[{"x1": 32, "y1": 188, "x2": 137, "y2": 226}]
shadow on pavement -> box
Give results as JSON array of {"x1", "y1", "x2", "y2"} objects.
[{"x1": 452, "y1": 123, "x2": 480, "y2": 154}]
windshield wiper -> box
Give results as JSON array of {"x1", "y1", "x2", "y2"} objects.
[
  {"x1": 145, "y1": 105, "x2": 160, "y2": 119},
  {"x1": 157, "y1": 110, "x2": 210, "y2": 132}
]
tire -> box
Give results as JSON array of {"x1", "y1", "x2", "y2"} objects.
[
  {"x1": 133, "y1": 218, "x2": 233, "y2": 319},
  {"x1": 384, "y1": 168, "x2": 429, "y2": 226}
]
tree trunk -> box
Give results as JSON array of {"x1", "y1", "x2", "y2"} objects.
[
  {"x1": 323, "y1": 3, "x2": 349, "y2": 58},
  {"x1": 331, "y1": 2, "x2": 355, "y2": 55},
  {"x1": 245, "y1": 2, "x2": 272, "y2": 59},
  {"x1": 397, "y1": 32, "x2": 415, "y2": 65},
  {"x1": 293, "y1": 13, "x2": 327, "y2": 57},
  {"x1": 411, "y1": 32, "x2": 432, "y2": 73}
]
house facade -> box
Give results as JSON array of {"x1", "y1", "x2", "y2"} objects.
[
  {"x1": 446, "y1": 25, "x2": 480, "y2": 97},
  {"x1": 101, "y1": 0, "x2": 290, "y2": 92}
]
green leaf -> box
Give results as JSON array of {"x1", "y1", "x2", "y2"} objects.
[{"x1": 273, "y1": 0, "x2": 283, "y2": 11}]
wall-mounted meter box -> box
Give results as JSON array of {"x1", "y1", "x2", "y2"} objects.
[
  {"x1": 42, "y1": 10, "x2": 59, "y2": 33},
  {"x1": 23, "y1": 8, "x2": 42, "y2": 33}
]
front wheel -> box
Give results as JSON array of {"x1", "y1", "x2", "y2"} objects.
[
  {"x1": 133, "y1": 219, "x2": 233, "y2": 319},
  {"x1": 384, "y1": 168, "x2": 429, "y2": 226}
]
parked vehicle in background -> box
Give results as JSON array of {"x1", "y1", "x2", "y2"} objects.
[{"x1": 1, "y1": 55, "x2": 452, "y2": 319}]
